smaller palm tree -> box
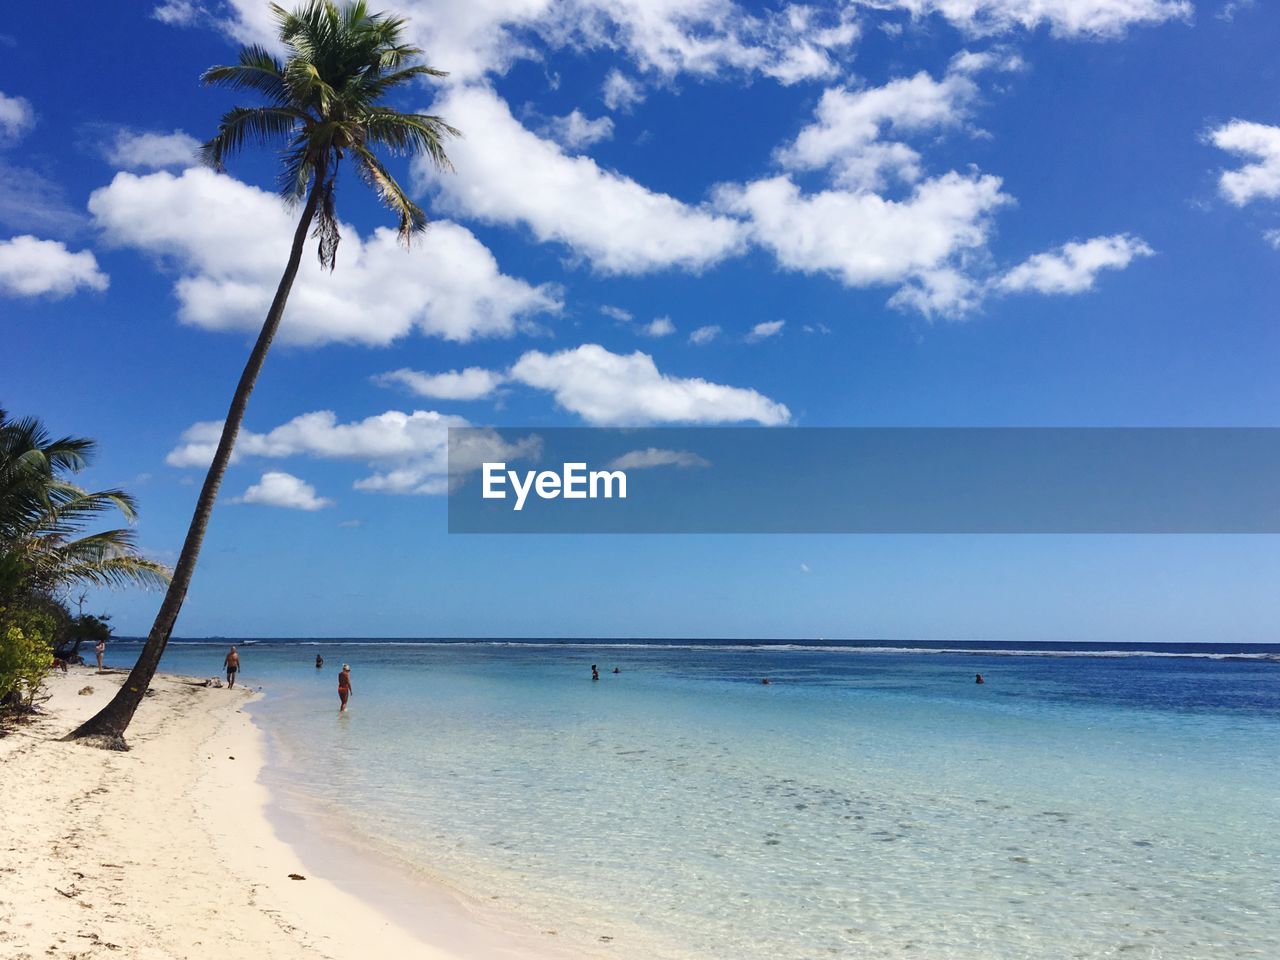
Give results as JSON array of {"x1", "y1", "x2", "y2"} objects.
[
  {"x1": 0, "y1": 410, "x2": 169, "y2": 600},
  {"x1": 71, "y1": 0, "x2": 458, "y2": 746}
]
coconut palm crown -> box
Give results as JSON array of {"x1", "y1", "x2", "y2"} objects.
[
  {"x1": 0, "y1": 410, "x2": 170, "y2": 599},
  {"x1": 201, "y1": 0, "x2": 458, "y2": 268}
]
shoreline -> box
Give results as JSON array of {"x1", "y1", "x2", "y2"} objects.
[{"x1": 0, "y1": 668, "x2": 582, "y2": 960}]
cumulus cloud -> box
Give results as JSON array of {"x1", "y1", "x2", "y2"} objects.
[
  {"x1": 540, "y1": 109, "x2": 614, "y2": 149},
  {"x1": 89, "y1": 167, "x2": 560, "y2": 345},
  {"x1": 608, "y1": 447, "x2": 711, "y2": 469},
  {"x1": 0, "y1": 91, "x2": 34, "y2": 143},
  {"x1": 641, "y1": 316, "x2": 676, "y2": 337},
  {"x1": 997, "y1": 234, "x2": 1153, "y2": 294},
  {"x1": 375, "y1": 367, "x2": 506, "y2": 400},
  {"x1": 213, "y1": 0, "x2": 857, "y2": 85},
  {"x1": 152, "y1": 0, "x2": 204, "y2": 25},
  {"x1": 689, "y1": 324, "x2": 721, "y2": 345},
  {"x1": 602, "y1": 70, "x2": 646, "y2": 111},
  {"x1": 719, "y1": 172, "x2": 1010, "y2": 313},
  {"x1": 746, "y1": 319, "x2": 785, "y2": 341},
  {"x1": 419, "y1": 85, "x2": 745, "y2": 275},
  {"x1": 167, "y1": 409, "x2": 537, "y2": 496},
  {"x1": 106, "y1": 128, "x2": 201, "y2": 170},
  {"x1": 233, "y1": 471, "x2": 333, "y2": 510},
  {"x1": 509, "y1": 343, "x2": 790, "y2": 425},
  {"x1": 777, "y1": 50, "x2": 1020, "y2": 191},
  {"x1": 0, "y1": 235, "x2": 109, "y2": 298},
  {"x1": 1209, "y1": 120, "x2": 1280, "y2": 207},
  {"x1": 859, "y1": 0, "x2": 1192, "y2": 38},
  {"x1": 167, "y1": 410, "x2": 469, "y2": 467}
]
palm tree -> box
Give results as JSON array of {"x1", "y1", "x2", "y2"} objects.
[
  {"x1": 0, "y1": 410, "x2": 170, "y2": 600},
  {"x1": 70, "y1": 0, "x2": 457, "y2": 746}
]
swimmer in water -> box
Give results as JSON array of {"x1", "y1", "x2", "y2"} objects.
[{"x1": 975, "y1": 673, "x2": 985, "y2": 684}]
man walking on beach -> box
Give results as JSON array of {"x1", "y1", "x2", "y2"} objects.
[{"x1": 224, "y1": 646, "x2": 240, "y2": 690}]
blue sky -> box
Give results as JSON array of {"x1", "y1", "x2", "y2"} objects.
[{"x1": 3, "y1": 0, "x2": 1280, "y2": 641}]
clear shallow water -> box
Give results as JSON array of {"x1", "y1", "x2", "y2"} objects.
[{"x1": 130, "y1": 639, "x2": 1280, "y2": 959}]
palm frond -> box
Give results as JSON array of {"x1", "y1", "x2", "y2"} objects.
[
  {"x1": 361, "y1": 110, "x2": 458, "y2": 170},
  {"x1": 201, "y1": 106, "x2": 307, "y2": 170},
  {"x1": 353, "y1": 144, "x2": 425, "y2": 243},
  {"x1": 200, "y1": 45, "x2": 290, "y2": 104}
]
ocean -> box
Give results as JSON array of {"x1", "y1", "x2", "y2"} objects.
[{"x1": 120, "y1": 639, "x2": 1280, "y2": 959}]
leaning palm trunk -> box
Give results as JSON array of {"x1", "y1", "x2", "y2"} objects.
[
  {"x1": 68, "y1": 175, "x2": 324, "y2": 747},
  {"x1": 66, "y1": 1, "x2": 454, "y2": 746}
]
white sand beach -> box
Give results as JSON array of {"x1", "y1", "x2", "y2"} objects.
[{"x1": 0, "y1": 669, "x2": 576, "y2": 960}]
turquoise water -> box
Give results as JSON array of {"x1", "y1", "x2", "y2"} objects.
[{"x1": 137, "y1": 640, "x2": 1280, "y2": 959}]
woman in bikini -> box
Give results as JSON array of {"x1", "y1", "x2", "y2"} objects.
[{"x1": 338, "y1": 663, "x2": 352, "y2": 711}]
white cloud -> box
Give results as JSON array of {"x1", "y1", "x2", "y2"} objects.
[
  {"x1": 419, "y1": 85, "x2": 745, "y2": 274},
  {"x1": 998, "y1": 234, "x2": 1153, "y2": 294},
  {"x1": 602, "y1": 70, "x2": 646, "y2": 111},
  {"x1": 716, "y1": 54, "x2": 1037, "y2": 317},
  {"x1": 777, "y1": 51, "x2": 1019, "y2": 191},
  {"x1": 1217, "y1": 0, "x2": 1256, "y2": 22},
  {"x1": 168, "y1": 410, "x2": 467, "y2": 467},
  {"x1": 233, "y1": 471, "x2": 333, "y2": 510},
  {"x1": 376, "y1": 367, "x2": 506, "y2": 400},
  {"x1": 213, "y1": 0, "x2": 857, "y2": 85},
  {"x1": 167, "y1": 409, "x2": 537, "y2": 496},
  {"x1": 1209, "y1": 120, "x2": 1280, "y2": 207},
  {"x1": 888, "y1": 266, "x2": 984, "y2": 317},
  {"x1": 608, "y1": 447, "x2": 710, "y2": 469},
  {"x1": 860, "y1": 0, "x2": 1192, "y2": 38},
  {"x1": 0, "y1": 161, "x2": 84, "y2": 235},
  {"x1": 89, "y1": 167, "x2": 560, "y2": 345},
  {"x1": 0, "y1": 235, "x2": 109, "y2": 298},
  {"x1": 641, "y1": 316, "x2": 676, "y2": 337},
  {"x1": 106, "y1": 128, "x2": 201, "y2": 170},
  {"x1": 0, "y1": 91, "x2": 34, "y2": 143},
  {"x1": 600, "y1": 304, "x2": 634, "y2": 322},
  {"x1": 747, "y1": 319, "x2": 785, "y2": 341},
  {"x1": 1264, "y1": 229, "x2": 1280, "y2": 250},
  {"x1": 800, "y1": 562, "x2": 811, "y2": 573},
  {"x1": 540, "y1": 109, "x2": 614, "y2": 149},
  {"x1": 509, "y1": 343, "x2": 790, "y2": 425},
  {"x1": 152, "y1": 1, "x2": 203, "y2": 25},
  {"x1": 719, "y1": 172, "x2": 1010, "y2": 313},
  {"x1": 689, "y1": 324, "x2": 721, "y2": 345}
]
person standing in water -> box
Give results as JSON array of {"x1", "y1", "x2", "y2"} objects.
[
  {"x1": 591, "y1": 664, "x2": 600, "y2": 681},
  {"x1": 223, "y1": 646, "x2": 240, "y2": 689},
  {"x1": 95, "y1": 637, "x2": 106, "y2": 673},
  {"x1": 315, "y1": 654, "x2": 324, "y2": 669},
  {"x1": 338, "y1": 663, "x2": 353, "y2": 711}
]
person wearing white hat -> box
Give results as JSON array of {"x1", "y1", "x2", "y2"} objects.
[{"x1": 338, "y1": 663, "x2": 353, "y2": 712}]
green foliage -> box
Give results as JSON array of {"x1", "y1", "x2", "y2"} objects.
[
  {"x1": 74, "y1": 613, "x2": 113, "y2": 645},
  {"x1": 200, "y1": 0, "x2": 458, "y2": 269},
  {"x1": 0, "y1": 603, "x2": 57, "y2": 708},
  {"x1": 0, "y1": 409, "x2": 170, "y2": 600}
]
